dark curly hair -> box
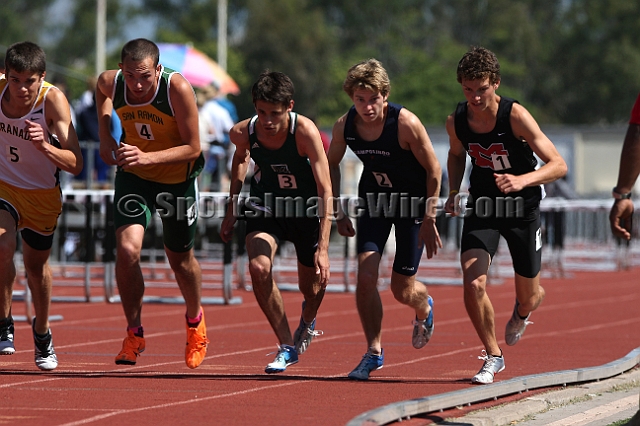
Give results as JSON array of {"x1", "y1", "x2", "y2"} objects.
[{"x1": 456, "y1": 46, "x2": 501, "y2": 84}]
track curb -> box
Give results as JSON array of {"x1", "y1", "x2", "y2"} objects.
[{"x1": 346, "y1": 347, "x2": 640, "y2": 425}]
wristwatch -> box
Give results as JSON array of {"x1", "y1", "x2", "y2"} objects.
[{"x1": 612, "y1": 187, "x2": 632, "y2": 200}]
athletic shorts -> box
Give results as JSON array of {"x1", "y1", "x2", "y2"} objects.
[
  {"x1": 460, "y1": 205, "x2": 542, "y2": 278},
  {"x1": 357, "y1": 210, "x2": 424, "y2": 277},
  {"x1": 114, "y1": 171, "x2": 198, "y2": 253},
  {"x1": 0, "y1": 181, "x2": 61, "y2": 250},
  {"x1": 245, "y1": 216, "x2": 319, "y2": 268}
]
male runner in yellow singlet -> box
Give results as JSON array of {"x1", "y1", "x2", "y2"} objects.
[{"x1": 0, "y1": 41, "x2": 84, "y2": 371}]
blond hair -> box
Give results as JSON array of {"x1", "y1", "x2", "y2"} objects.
[{"x1": 342, "y1": 58, "x2": 390, "y2": 97}]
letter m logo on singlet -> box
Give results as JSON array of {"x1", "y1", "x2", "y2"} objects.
[{"x1": 468, "y1": 143, "x2": 510, "y2": 170}]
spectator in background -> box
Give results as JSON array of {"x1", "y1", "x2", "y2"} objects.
[
  {"x1": 200, "y1": 83, "x2": 234, "y2": 191},
  {"x1": 209, "y1": 81, "x2": 239, "y2": 189},
  {"x1": 195, "y1": 88, "x2": 214, "y2": 190},
  {"x1": 210, "y1": 80, "x2": 238, "y2": 123},
  {"x1": 75, "y1": 76, "x2": 121, "y2": 188}
]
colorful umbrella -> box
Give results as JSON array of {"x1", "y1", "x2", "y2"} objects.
[{"x1": 157, "y1": 43, "x2": 240, "y2": 95}]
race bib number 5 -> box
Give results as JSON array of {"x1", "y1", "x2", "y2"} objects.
[{"x1": 6, "y1": 145, "x2": 20, "y2": 162}]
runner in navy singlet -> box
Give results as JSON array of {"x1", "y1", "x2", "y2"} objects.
[{"x1": 328, "y1": 59, "x2": 442, "y2": 380}]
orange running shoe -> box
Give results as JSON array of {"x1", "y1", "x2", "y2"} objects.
[
  {"x1": 115, "y1": 330, "x2": 145, "y2": 365},
  {"x1": 185, "y1": 312, "x2": 209, "y2": 369}
]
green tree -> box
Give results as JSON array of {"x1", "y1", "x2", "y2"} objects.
[
  {"x1": 315, "y1": 0, "x2": 466, "y2": 124},
  {"x1": 552, "y1": 0, "x2": 640, "y2": 123},
  {"x1": 0, "y1": 1, "x2": 52, "y2": 53},
  {"x1": 141, "y1": 0, "x2": 250, "y2": 118},
  {"x1": 236, "y1": 0, "x2": 338, "y2": 121}
]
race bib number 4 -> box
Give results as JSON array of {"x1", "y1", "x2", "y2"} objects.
[{"x1": 135, "y1": 123, "x2": 155, "y2": 140}]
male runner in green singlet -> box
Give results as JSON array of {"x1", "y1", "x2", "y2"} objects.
[
  {"x1": 96, "y1": 38, "x2": 208, "y2": 369},
  {"x1": 220, "y1": 71, "x2": 332, "y2": 374}
]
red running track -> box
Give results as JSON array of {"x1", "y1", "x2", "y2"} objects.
[{"x1": 1, "y1": 268, "x2": 639, "y2": 426}]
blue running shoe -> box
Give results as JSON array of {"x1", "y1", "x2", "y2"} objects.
[
  {"x1": 348, "y1": 349, "x2": 384, "y2": 380},
  {"x1": 265, "y1": 344, "x2": 298, "y2": 374},
  {"x1": 293, "y1": 301, "x2": 323, "y2": 355},
  {"x1": 412, "y1": 295, "x2": 434, "y2": 349}
]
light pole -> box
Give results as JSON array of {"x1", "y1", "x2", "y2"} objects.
[
  {"x1": 96, "y1": 0, "x2": 106, "y2": 76},
  {"x1": 217, "y1": 0, "x2": 227, "y2": 71}
]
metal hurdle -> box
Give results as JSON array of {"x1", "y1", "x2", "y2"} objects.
[
  {"x1": 100, "y1": 190, "x2": 242, "y2": 305},
  {"x1": 12, "y1": 190, "x2": 639, "y2": 312},
  {"x1": 12, "y1": 189, "x2": 242, "y2": 307},
  {"x1": 12, "y1": 251, "x2": 64, "y2": 324}
]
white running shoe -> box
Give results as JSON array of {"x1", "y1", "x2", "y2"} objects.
[
  {"x1": 0, "y1": 318, "x2": 15, "y2": 355},
  {"x1": 505, "y1": 300, "x2": 533, "y2": 346},
  {"x1": 32, "y1": 319, "x2": 58, "y2": 371},
  {"x1": 471, "y1": 350, "x2": 505, "y2": 384}
]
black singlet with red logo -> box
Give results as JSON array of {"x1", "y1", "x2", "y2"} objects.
[{"x1": 454, "y1": 96, "x2": 541, "y2": 208}]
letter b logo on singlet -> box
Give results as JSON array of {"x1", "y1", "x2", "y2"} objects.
[
  {"x1": 135, "y1": 123, "x2": 155, "y2": 140},
  {"x1": 468, "y1": 143, "x2": 511, "y2": 171}
]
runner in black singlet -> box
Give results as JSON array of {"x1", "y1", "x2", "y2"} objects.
[
  {"x1": 444, "y1": 47, "x2": 567, "y2": 384},
  {"x1": 220, "y1": 71, "x2": 332, "y2": 374}
]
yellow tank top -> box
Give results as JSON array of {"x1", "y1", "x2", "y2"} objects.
[{"x1": 112, "y1": 67, "x2": 203, "y2": 184}]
